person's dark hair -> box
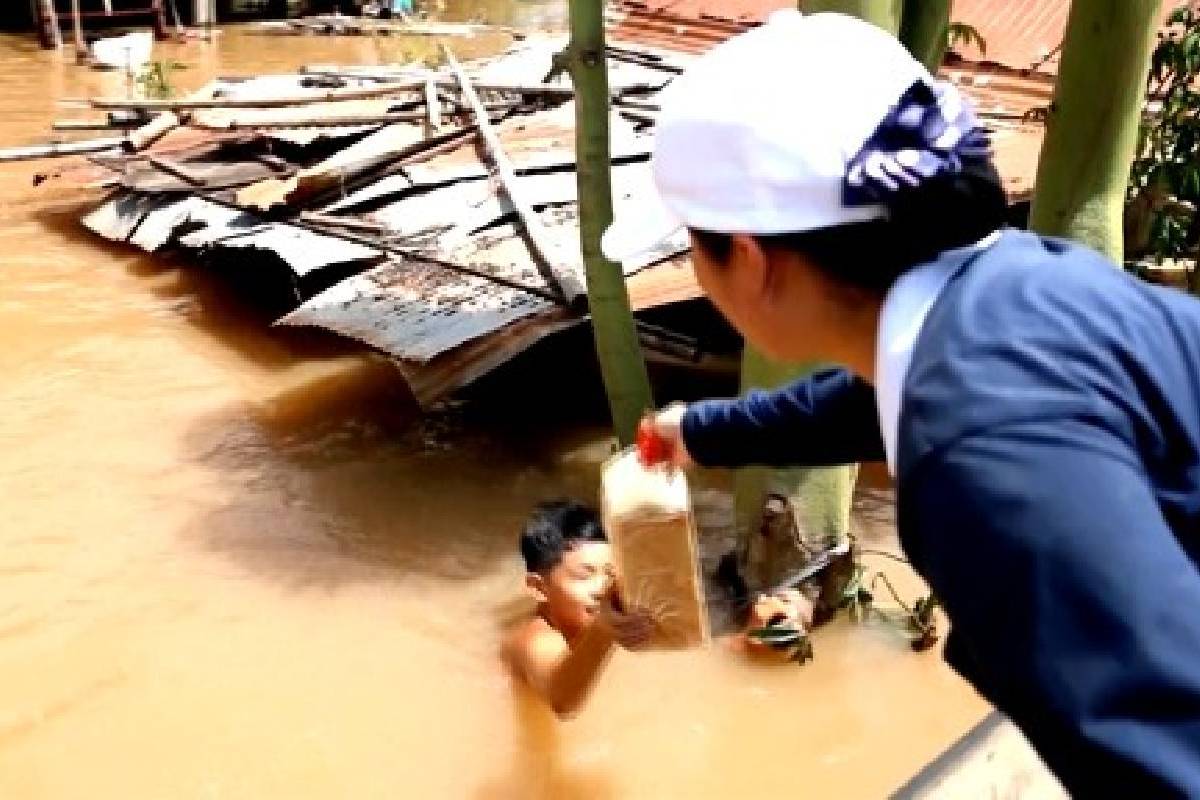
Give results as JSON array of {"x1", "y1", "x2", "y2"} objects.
[
  {"x1": 520, "y1": 500, "x2": 606, "y2": 573},
  {"x1": 690, "y1": 168, "x2": 1008, "y2": 295}
]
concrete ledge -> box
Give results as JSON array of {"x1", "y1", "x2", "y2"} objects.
[{"x1": 892, "y1": 711, "x2": 1067, "y2": 800}]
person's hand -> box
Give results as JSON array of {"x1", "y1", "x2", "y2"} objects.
[
  {"x1": 639, "y1": 403, "x2": 694, "y2": 469},
  {"x1": 597, "y1": 593, "x2": 656, "y2": 651}
]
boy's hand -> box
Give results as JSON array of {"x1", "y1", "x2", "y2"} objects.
[
  {"x1": 597, "y1": 596, "x2": 655, "y2": 651},
  {"x1": 640, "y1": 403, "x2": 695, "y2": 469}
]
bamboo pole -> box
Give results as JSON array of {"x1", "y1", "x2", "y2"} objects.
[
  {"x1": 91, "y1": 82, "x2": 427, "y2": 110},
  {"x1": 0, "y1": 137, "x2": 123, "y2": 163},
  {"x1": 442, "y1": 45, "x2": 588, "y2": 307},
  {"x1": 1028, "y1": 0, "x2": 1160, "y2": 262},
  {"x1": 564, "y1": 0, "x2": 654, "y2": 445},
  {"x1": 803, "y1": 0, "x2": 903, "y2": 35},
  {"x1": 898, "y1": 0, "x2": 950, "y2": 73}
]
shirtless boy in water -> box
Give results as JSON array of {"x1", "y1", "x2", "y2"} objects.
[
  {"x1": 503, "y1": 500, "x2": 654, "y2": 719},
  {"x1": 505, "y1": 500, "x2": 816, "y2": 717}
]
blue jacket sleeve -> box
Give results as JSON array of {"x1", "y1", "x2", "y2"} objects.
[
  {"x1": 679, "y1": 367, "x2": 885, "y2": 468},
  {"x1": 903, "y1": 417, "x2": 1200, "y2": 797}
]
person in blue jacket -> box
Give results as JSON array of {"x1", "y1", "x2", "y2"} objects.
[{"x1": 601, "y1": 9, "x2": 1200, "y2": 796}]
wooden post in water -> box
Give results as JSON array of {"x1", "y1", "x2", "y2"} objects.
[
  {"x1": 69, "y1": 0, "x2": 87, "y2": 62},
  {"x1": 564, "y1": 0, "x2": 653, "y2": 446},
  {"x1": 193, "y1": 0, "x2": 215, "y2": 27},
  {"x1": 1028, "y1": 0, "x2": 1160, "y2": 262}
]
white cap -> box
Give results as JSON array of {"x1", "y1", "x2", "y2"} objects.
[{"x1": 602, "y1": 9, "x2": 931, "y2": 264}]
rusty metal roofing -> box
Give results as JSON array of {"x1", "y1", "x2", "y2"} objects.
[
  {"x1": 608, "y1": 0, "x2": 761, "y2": 54},
  {"x1": 950, "y1": 0, "x2": 1073, "y2": 71},
  {"x1": 610, "y1": 0, "x2": 1174, "y2": 72}
]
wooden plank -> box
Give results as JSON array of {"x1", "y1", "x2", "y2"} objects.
[
  {"x1": 235, "y1": 122, "x2": 429, "y2": 211},
  {"x1": 145, "y1": 155, "x2": 206, "y2": 186},
  {"x1": 91, "y1": 81, "x2": 425, "y2": 111},
  {"x1": 443, "y1": 46, "x2": 586, "y2": 307},
  {"x1": 0, "y1": 137, "x2": 123, "y2": 162}
]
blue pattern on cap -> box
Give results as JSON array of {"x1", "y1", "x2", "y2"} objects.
[{"x1": 844, "y1": 79, "x2": 992, "y2": 206}]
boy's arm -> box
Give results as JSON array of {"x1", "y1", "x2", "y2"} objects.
[{"x1": 513, "y1": 623, "x2": 616, "y2": 719}]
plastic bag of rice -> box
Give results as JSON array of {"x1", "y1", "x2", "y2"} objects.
[{"x1": 600, "y1": 448, "x2": 709, "y2": 649}]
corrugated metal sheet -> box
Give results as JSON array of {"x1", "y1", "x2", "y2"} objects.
[
  {"x1": 83, "y1": 193, "x2": 385, "y2": 276},
  {"x1": 394, "y1": 308, "x2": 579, "y2": 407},
  {"x1": 277, "y1": 257, "x2": 554, "y2": 362},
  {"x1": 388, "y1": 254, "x2": 706, "y2": 408}
]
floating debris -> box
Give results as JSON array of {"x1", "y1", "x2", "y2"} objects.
[{"x1": 36, "y1": 36, "x2": 698, "y2": 406}]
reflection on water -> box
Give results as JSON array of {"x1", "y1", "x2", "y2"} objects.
[{"x1": 0, "y1": 18, "x2": 985, "y2": 799}]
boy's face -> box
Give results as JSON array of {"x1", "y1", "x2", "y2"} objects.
[{"x1": 533, "y1": 541, "x2": 615, "y2": 636}]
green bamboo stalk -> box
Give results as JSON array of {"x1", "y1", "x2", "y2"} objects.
[
  {"x1": 565, "y1": 0, "x2": 654, "y2": 446},
  {"x1": 898, "y1": 0, "x2": 950, "y2": 73},
  {"x1": 1028, "y1": 0, "x2": 1160, "y2": 261},
  {"x1": 803, "y1": 0, "x2": 903, "y2": 35}
]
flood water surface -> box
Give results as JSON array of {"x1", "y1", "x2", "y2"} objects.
[{"x1": 0, "y1": 21, "x2": 986, "y2": 799}]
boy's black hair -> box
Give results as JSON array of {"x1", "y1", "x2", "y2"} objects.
[{"x1": 520, "y1": 500, "x2": 607, "y2": 573}]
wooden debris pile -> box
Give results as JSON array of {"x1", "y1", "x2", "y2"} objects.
[{"x1": 32, "y1": 37, "x2": 705, "y2": 406}]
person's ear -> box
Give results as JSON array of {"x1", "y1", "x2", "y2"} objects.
[
  {"x1": 525, "y1": 572, "x2": 547, "y2": 601},
  {"x1": 727, "y1": 234, "x2": 777, "y2": 302}
]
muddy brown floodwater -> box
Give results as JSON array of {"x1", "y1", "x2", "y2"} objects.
[{"x1": 0, "y1": 12, "x2": 987, "y2": 799}]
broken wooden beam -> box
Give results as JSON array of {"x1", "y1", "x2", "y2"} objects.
[
  {"x1": 443, "y1": 46, "x2": 587, "y2": 308},
  {"x1": 0, "y1": 137, "x2": 123, "y2": 163}
]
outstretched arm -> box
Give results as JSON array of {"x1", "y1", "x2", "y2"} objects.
[{"x1": 680, "y1": 367, "x2": 885, "y2": 468}]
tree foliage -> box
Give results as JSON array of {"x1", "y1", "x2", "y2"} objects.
[{"x1": 1127, "y1": 4, "x2": 1200, "y2": 284}]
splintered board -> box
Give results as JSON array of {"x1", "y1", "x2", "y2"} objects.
[{"x1": 600, "y1": 449, "x2": 709, "y2": 649}]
